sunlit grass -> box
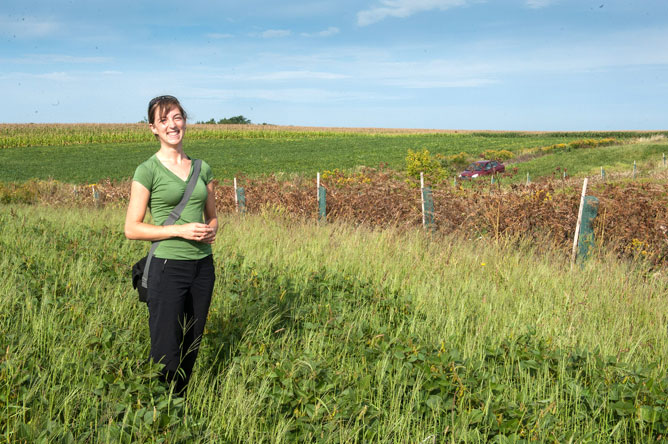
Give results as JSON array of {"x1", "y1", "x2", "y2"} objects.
[{"x1": 2, "y1": 204, "x2": 667, "y2": 442}]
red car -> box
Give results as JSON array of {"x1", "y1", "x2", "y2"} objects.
[{"x1": 459, "y1": 160, "x2": 505, "y2": 179}]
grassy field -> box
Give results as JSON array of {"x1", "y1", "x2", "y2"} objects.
[
  {"x1": 510, "y1": 140, "x2": 668, "y2": 180},
  {"x1": 2, "y1": 205, "x2": 667, "y2": 443},
  {"x1": 2, "y1": 125, "x2": 667, "y2": 442},
  {"x1": 1, "y1": 124, "x2": 665, "y2": 183}
]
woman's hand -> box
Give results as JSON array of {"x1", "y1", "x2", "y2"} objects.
[{"x1": 177, "y1": 223, "x2": 216, "y2": 243}]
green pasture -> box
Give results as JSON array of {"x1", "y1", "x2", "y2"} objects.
[
  {"x1": 2, "y1": 205, "x2": 667, "y2": 442},
  {"x1": 0, "y1": 129, "x2": 663, "y2": 183},
  {"x1": 509, "y1": 142, "x2": 668, "y2": 182}
]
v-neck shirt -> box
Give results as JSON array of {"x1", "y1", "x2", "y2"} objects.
[{"x1": 133, "y1": 154, "x2": 214, "y2": 260}]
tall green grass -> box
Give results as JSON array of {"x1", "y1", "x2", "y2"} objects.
[{"x1": 1, "y1": 205, "x2": 667, "y2": 442}]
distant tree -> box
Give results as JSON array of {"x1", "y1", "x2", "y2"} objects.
[
  {"x1": 218, "y1": 115, "x2": 251, "y2": 124},
  {"x1": 195, "y1": 116, "x2": 252, "y2": 124}
]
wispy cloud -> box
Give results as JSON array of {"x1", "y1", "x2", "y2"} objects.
[
  {"x1": 5, "y1": 54, "x2": 113, "y2": 64},
  {"x1": 526, "y1": 0, "x2": 555, "y2": 8},
  {"x1": 0, "y1": 15, "x2": 61, "y2": 38},
  {"x1": 250, "y1": 70, "x2": 349, "y2": 81},
  {"x1": 386, "y1": 78, "x2": 499, "y2": 88},
  {"x1": 206, "y1": 32, "x2": 233, "y2": 39},
  {"x1": 301, "y1": 27, "x2": 340, "y2": 38},
  {"x1": 186, "y1": 87, "x2": 392, "y2": 103},
  {"x1": 198, "y1": 70, "x2": 349, "y2": 82},
  {"x1": 34, "y1": 72, "x2": 74, "y2": 81},
  {"x1": 357, "y1": 0, "x2": 469, "y2": 26},
  {"x1": 259, "y1": 29, "x2": 291, "y2": 38},
  {"x1": 0, "y1": 71, "x2": 77, "y2": 81}
]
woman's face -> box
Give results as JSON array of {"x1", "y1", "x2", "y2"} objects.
[{"x1": 150, "y1": 105, "x2": 186, "y2": 147}]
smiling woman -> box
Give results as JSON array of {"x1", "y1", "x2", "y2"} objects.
[{"x1": 124, "y1": 95, "x2": 218, "y2": 397}]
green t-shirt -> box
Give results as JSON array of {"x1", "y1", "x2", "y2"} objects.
[{"x1": 132, "y1": 155, "x2": 214, "y2": 260}]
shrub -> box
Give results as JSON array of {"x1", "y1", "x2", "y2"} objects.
[
  {"x1": 537, "y1": 138, "x2": 618, "y2": 154},
  {"x1": 0, "y1": 181, "x2": 38, "y2": 204},
  {"x1": 405, "y1": 149, "x2": 448, "y2": 184},
  {"x1": 442, "y1": 152, "x2": 472, "y2": 170},
  {"x1": 481, "y1": 149, "x2": 514, "y2": 161}
]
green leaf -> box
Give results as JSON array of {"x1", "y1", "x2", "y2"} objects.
[
  {"x1": 425, "y1": 395, "x2": 442, "y2": 410},
  {"x1": 638, "y1": 405, "x2": 659, "y2": 423}
]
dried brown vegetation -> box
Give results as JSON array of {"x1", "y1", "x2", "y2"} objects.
[{"x1": 16, "y1": 170, "x2": 667, "y2": 266}]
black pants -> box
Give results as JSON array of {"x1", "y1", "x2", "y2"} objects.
[{"x1": 147, "y1": 254, "x2": 215, "y2": 394}]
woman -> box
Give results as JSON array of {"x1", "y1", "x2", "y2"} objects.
[{"x1": 125, "y1": 95, "x2": 217, "y2": 395}]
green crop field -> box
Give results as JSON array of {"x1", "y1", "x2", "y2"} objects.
[
  {"x1": 1, "y1": 124, "x2": 665, "y2": 183},
  {"x1": 2, "y1": 205, "x2": 667, "y2": 443}
]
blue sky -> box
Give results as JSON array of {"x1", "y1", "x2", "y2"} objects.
[{"x1": 1, "y1": 0, "x2": 667, "y2": 130}]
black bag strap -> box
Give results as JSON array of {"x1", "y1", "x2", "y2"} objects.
[{"x1": 141, "y1": 159, "x2": 202, "y2": 288}]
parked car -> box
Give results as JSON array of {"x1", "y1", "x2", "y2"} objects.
[{"x1": 459, "y1": 160, "x2": 505, "y2": 179}]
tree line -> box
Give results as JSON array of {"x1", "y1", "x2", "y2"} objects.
[{"x1": 195, "y1": 115, "x2": 252, "y2": 125}]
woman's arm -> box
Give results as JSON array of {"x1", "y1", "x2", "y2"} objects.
[{"x1": 124, "y1": 181, "x2": 214, "y2": 242}]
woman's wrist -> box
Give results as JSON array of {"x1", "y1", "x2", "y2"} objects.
[{"x1": 169, "y1": 225, "x2": 183, "y2": 238}]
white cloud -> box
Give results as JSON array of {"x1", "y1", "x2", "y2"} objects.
[
  {"x1": 357, "y1": 0, "x2": 469, "y2": 26},
  {"x1": 259, "y1": 29, "x2": 291, "y2": 38},
  {"x1": 526, "y1": 0, "x2": 555, "y2": 8},
  {"x1": 301, "y1": 27, "x2": 340, "y2": 38}
]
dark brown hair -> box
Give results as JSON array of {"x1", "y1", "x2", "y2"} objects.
[{"x1": 147, "y1": 95, "x2": 187, "y2": 124}]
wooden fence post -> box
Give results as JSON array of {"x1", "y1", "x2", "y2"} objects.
[
  {"x1": 420, "y1": 173, "x2": 425, "y2": 227},
  {"x1": 420, "y1": 172, "x2": 434, "y2": 230},
  {"x1": 233, "y1": 178, "x2": 238, "y2": 210},
  {"x1": 571, "y1": 178, "x2": 588, "y2": 268}
]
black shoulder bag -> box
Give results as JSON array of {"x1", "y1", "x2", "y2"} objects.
[{"x1": 131, "y1": 159, "x2": 202, "y2": 302}]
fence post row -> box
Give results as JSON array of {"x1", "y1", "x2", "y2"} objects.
[{"x1": 228, "y1": 162, "x2": 659, "y2": 267}]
